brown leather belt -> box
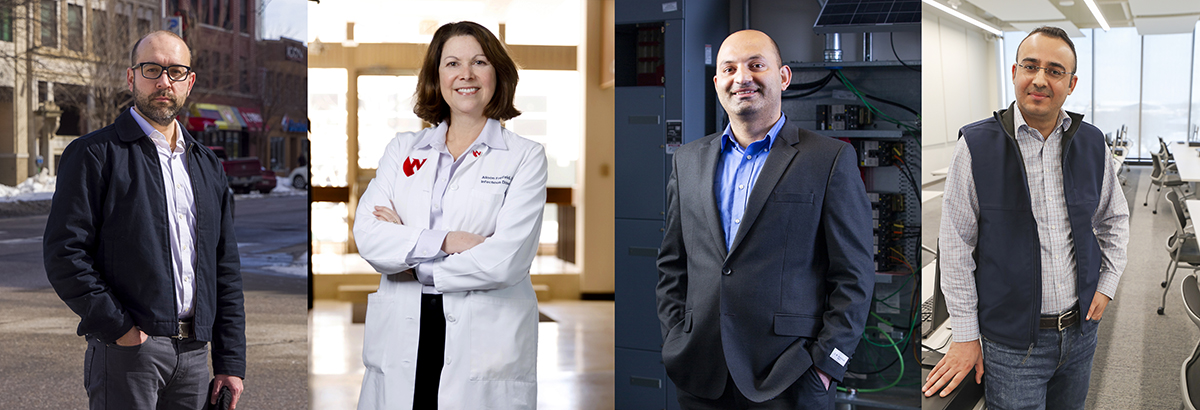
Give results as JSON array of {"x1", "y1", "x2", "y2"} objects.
[
  {"x1": 1038, "y1": 308, "x2": 1078, "y2": 331},
  {"x1": 170, "y1": 319, "x2": 195, "y2": 339}
]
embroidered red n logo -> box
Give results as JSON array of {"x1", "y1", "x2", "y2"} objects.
[
  {"x1": 402, "y1": 157, "x2": 427, "y2": 177},
  {"x1": 472, "y1": 150, "x2": 481, "y2": 158}
]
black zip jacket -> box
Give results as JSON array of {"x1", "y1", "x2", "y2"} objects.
[{"x1": 44, "y1": 109, "x2": 246, "y2": 378}]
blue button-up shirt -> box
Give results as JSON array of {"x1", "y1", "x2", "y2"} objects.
[{"x1": 716, "y1": 113, "x2": 787, "y2": 251}]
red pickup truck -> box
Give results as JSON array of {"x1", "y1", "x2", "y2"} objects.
[{"x1": 208, "y1": 146, "x2": 262, "y2": 194}]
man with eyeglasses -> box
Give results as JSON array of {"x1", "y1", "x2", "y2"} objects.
[
  {"x1": 922, "y1": 26, "x2": 1128, "y2": 409},
  {"x1": 44, "y1": 30, "x2": 246, "y2": 409}
]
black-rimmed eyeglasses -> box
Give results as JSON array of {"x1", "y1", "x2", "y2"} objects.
[
  {"x1": 132, "y1": 62, "x2": 192, "y2": 82},
  {"x1": 1016, "y1": 63, "x2": 1074, "y2": 80}
]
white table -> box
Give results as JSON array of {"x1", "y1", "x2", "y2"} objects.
[
  {"x1": 1187, "y1": 200, "x2": 1200, "y2": 222},
  {"x1": 922, "y1": 190, "x2": 943, "y2": 204},
  {"x1": 1169, "y1": 142, "x2": 1200, "y2": 182}
]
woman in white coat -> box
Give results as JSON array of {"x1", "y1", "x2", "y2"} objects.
[{"x1": 353, "y1": 21, "x2": 547, "y2": 410}]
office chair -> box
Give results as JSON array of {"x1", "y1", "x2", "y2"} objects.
[
  {"x1": 1162, "y1": 137, "x2": 1177, "y2": 162},
  {"x1": 1146, "y1": 149, "x2": 1188, "y2": 215},
  {"x1": 1161, "y1": 190, "x2": 1200, "y2": 315},
  {"x1": 1108, "y1": 127, "x2": 1129, "y2": 186},
  {"x1": 1179, "y1": 274, "x2": 1200, "y2": 410}
]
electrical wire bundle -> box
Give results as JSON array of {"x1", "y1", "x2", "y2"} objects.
[
  {"x1": 833, "y1": 70, "x2": 920, "y2": 136},
  {"x1": 782, "y1": 71, "x2": 837, "y2": 99},
  {"x1": 779, "y1": 65, "x2": 920, "y2": 140},
  {"x1": 840, "y1": 247, "x2": 921, "y2": 393}
]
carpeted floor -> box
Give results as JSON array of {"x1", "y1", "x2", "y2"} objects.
[{"x1": 1086, "y1": 165, "x2": 1199, "y2": 410}]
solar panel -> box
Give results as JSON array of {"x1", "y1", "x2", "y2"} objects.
[{"x1": 814, "y1": 0, "x2": 922, "y2": 33}]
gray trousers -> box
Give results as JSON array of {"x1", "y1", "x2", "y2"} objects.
[{"x1": 85, "y1": 335, "x2": 209, "y2": 410}]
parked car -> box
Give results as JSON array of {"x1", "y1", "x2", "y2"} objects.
[
  {"x1": 208, "y1": 146, "x2": 262, "y2": 194},
  {"x1": 287, "y1": 165, "x2": 308, "y2": 189},
  {"x1": 256, "y1": 167, "x2": 277, "y2": 194}
]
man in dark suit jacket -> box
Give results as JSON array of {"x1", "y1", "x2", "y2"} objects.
[
  {"x1": 656, "y1": 29, "x2": 875, "y2": 409},
  {"x1": 44, "y1": 30, "x2": 245, "y2": 409}
]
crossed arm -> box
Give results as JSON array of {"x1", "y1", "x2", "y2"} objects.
[{"x1": 353, "y1": 138, "x2": 548, "y2": 290}]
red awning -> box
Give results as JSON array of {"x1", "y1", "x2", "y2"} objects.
[{"x1": 238, "y1": 107, "x2": 264, "y2": 132}]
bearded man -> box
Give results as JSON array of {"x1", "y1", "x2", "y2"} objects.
[{"x1": 44, "y1": 30, "x2": 246, "y2": 410}]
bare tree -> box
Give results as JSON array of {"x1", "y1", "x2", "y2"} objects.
[
  {"x1": 71, "y1": 0, "x2": 138, "y2": 132},
  {"x1": 253, "y1": 45, "x2": 305, "y2": 169},
  {"x1": 0, "y1": 0, "x2": 158, "y2": 134}
]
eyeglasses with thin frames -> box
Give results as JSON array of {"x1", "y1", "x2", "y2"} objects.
[
  {"x1": 132, "y1": 62, "x2": 192, "y2": 82},
  {"x1": 1016, "y1": 63, "x2": 1074, "y2": 81}
]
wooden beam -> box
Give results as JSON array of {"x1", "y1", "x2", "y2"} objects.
[
  {"x1": 546, "y1": 187, "x2": 572, "y2": 205},
  {"x1": 312, "y1": 186, "x2": 350, "y2": 202},
  {"x1": 308, "y1": 42, "x2": 575, "y2": 71}
]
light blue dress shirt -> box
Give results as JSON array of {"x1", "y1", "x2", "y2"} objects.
[
  {"x1": 405, "y1": 123, "x2": 506, "y2": 294},
  {"x1": 716, "y1": 113, "x2": 787, "y2": 251}
]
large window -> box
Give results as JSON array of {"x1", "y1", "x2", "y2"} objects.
[
  {"x1": 211, "y1": 53, "x2": 221, "y2": 89},
  {"x1": 511, "y1": 70, "x2": 581, "y2": 188},
  {"x1": 209, "y1": 0, "x2": 219, "y2": 26},
  {"x1": 67, "y1": 4, "x2": 83, "y2": 52},
  {"x1": 1142, "y1": 33, "x2": 1193, "y2": 151},
  {"x1": 309, "y1": 68, "x2": 349, "y2": 187},
  {"x1": 90, "y1": 9, "x2": 106, "y2": 52},
  {"x1": 41, "y1": 0, "x2": 58, "y2": 48},
  {"x1": 239, "y1": 56, "x2": 249, "y2": 94},
  {"x1": 1092, "y1": 29, "x2": 1143, "y2": 156},
  {"x1": 1193, "y1": 22, "x2": 1200, "y2": 141},
  {"x1": 1, "y1": 4, "x2": 13, "y2": 42},
  {"x1": 310, "y1": 68, "x2": 350, "y2": 253},
  {"x1": 116, "y1": 8, "x2": 129, "y2": 46},
  {"x1": 356, "y1": 75, "x2": 420, "y2": 169}
]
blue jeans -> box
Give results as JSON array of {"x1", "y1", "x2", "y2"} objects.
[{"x1": 981, "y1": 318, "x2": 1099, "y2": 410}]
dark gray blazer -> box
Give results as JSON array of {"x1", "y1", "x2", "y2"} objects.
[{"x1": 656, "y1": 121, "x2": 875, "y2": 402}]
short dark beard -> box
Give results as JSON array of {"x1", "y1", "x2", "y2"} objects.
[{"x1": 133, "y1": 88, "x2": 185, "y2": 127}]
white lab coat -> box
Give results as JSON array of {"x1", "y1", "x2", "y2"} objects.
[{"x1": 354, "y1": 119, "x2": 547, "y2": 410}]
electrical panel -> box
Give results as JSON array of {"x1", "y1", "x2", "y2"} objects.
[
  {"x1": 795, "y1": 67, "x2": 920, "y2": 403},
  {"x1": 869, "y1": 192, "x2": 905, "y2": 272},
  {"x1": 615, "y1": 1, "x2": 727, "y2": 409},
  {"x1": 854, "y1": 140, "x2": 903, "y2": 167},
  {"x1": 817, "y1": 104, "x2": 874, "y2": 130}
]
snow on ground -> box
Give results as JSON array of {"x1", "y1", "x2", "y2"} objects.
[
  {"x1": 232, "y1": 180, "x2": 309, "y2": 200},
  {"x1": 240, "y1": 250, "x2": 308, "y2": 278},
  {"x1": 0, "y1": 170, "x2": 308, "y2": 202},
  {"x1": 0, "y1": 171, "x2": 57, "y2": 202}
]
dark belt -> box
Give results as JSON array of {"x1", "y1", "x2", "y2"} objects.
[
  {"x1": 1039, "y1": 307, "x2": 1078, "y2": 331},
  {"x1": 170, "y1": 319, "x2": 195, "y2": 340}
]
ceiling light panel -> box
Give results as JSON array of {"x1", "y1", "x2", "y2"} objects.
[
  {"x1": 1133, "y1": 14, "x2": 1200, "y2": 35},
  {"x1": 1010, "y1": 20, "x2": 1085, "y2": 37},
  {"x1": 965, "y1": 0, "x2": 1066, "y2": 22},
  {"x1": 1127, "y1": 0, "x2": 1200, "y2": 18}
]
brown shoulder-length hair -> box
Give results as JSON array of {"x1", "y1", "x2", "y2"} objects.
[{"x1": 414, "y1": 21, "x2": 521, "y2": 124}]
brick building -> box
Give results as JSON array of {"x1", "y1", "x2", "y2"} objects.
[{"x1": 0, "y1": 0, "x2": 163, "y2": 185}]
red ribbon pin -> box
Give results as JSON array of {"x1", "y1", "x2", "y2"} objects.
[{"x1": 402, "y1": 157, "x2": 427, "y2": 177}]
